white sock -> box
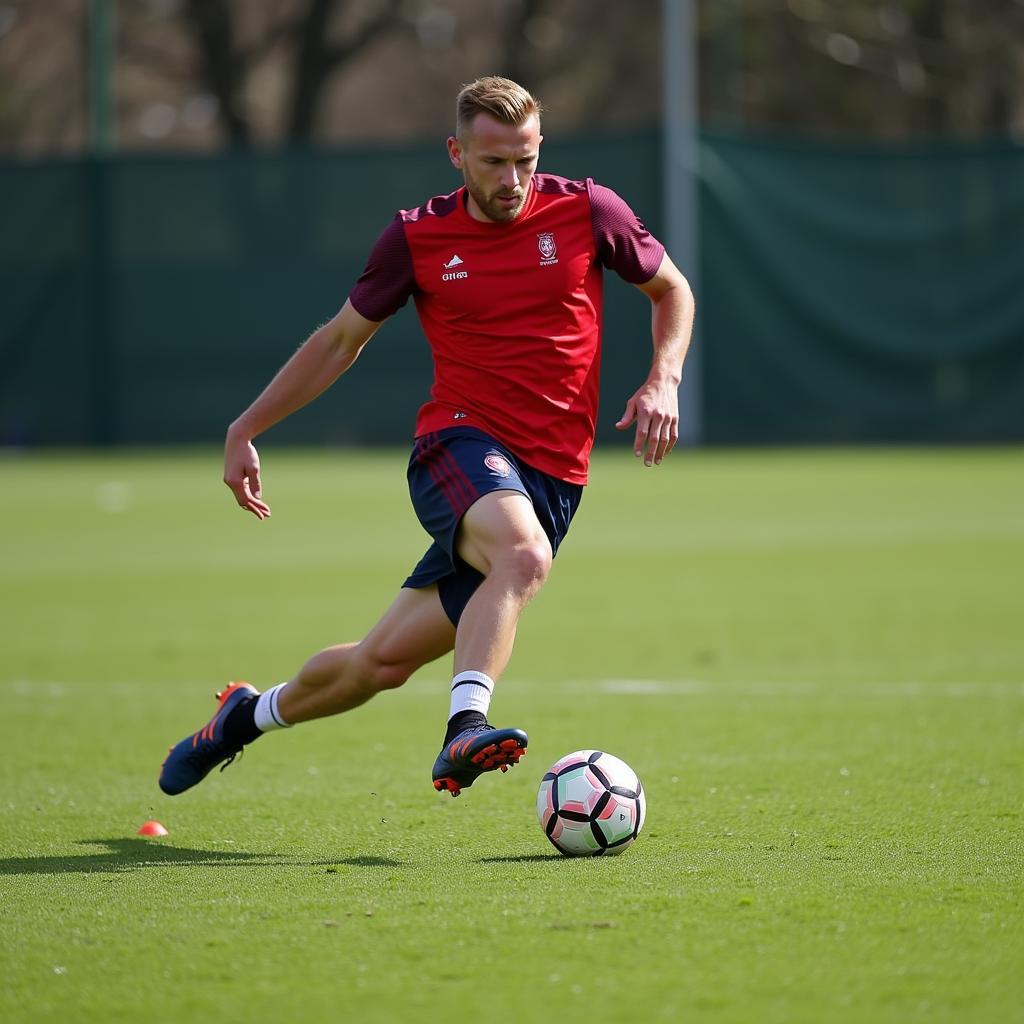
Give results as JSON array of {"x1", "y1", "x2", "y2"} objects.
[
  {"x1": 254, "y1": 683, "x2": 291, "y2": 732},
  {"x1": 449, "y1": 670, "x2": 494, "y2": 721}
]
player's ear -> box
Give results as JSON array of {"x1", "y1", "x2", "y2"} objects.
[{"x1": 447, "y1": 136, "x2": 463, "y2": 170}]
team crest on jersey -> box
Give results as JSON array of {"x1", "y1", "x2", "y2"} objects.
[
  {"x1": 484, "y1": 452, "x2": 513, "y2": 478},
  {"x1": 537, "y1": 232, "x2": 558, "y2": 266}
]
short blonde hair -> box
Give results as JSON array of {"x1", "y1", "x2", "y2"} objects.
[{"x1": 456, "y1": 76, "x2": 542, "y2": 139}]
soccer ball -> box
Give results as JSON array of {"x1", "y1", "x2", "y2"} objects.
[{"x1": 537, "y1": 750, "x2": 646, "y2": 857}]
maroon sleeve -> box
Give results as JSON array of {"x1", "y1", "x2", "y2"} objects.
[
  {"x1": 348, "y1": 215, "x2": 417, "y2": 321},
  {"x1": 588, "y1": 181, "x2": 665, "y2": 284}
]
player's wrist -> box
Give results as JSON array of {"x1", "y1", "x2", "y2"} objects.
[
  {"x1": 226, "y1": 416, "x2": 256, "y2": 444},
  {"x1": 647, "y1": 367, "x2": 682, "y2": 389}
]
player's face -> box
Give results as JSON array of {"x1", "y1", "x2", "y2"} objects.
[{"x1": 447, "y1": 112, "x2": 542, "y2": 223}]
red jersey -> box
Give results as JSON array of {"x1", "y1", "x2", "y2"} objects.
[{"x1": 348, "y1": 173, "x2": 664, "y2": 484}]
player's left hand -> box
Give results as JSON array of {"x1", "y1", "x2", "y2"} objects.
[
  {"x1": 224, "y1": 432, "x2": 272, "y2": 519},
  {"x1": 615, "y1": 378, "x2": 679, "y2": 467}
]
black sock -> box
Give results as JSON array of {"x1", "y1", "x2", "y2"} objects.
[
  {"x1": 443, "y1": 709, "x2": 488, "y2": 745},
  {"x1": 222, "y1": 696, "x2": 262, "y2": 748}
]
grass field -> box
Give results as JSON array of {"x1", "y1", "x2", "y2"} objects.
[{"x1": 2, "y1": 446, "x2": 1022, "y2": 1023}]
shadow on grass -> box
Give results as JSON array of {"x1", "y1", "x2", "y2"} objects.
[
  {"x1": 0, "y1": 838, "x2": 404, "y2": 875},
  {"x1": 324, "y1": 856, "x2": 403, "y2": 869},
  {"x1": 478, "y1": 853, "x2": 562, "y2": 863}
]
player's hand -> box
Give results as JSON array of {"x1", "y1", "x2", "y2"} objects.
[
  {"x1": 615, "y1": 378, "x2": 679, "y2": 467},
  {"x1": 223, "y1": 430, "x2": 271, "y2": 519}
]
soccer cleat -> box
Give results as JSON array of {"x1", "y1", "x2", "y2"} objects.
[
  {"x1": 158, "y1": 681, "x2": 258, "y2": 796},
  {"x1": 431, "y1": 725, "x2": 528, "y2": 798}
]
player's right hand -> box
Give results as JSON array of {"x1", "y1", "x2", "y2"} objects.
[{"x1": 223, "y1": 432, "x2": 271, "y2": 519}]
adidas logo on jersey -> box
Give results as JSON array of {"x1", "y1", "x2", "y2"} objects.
[{"x1": 442, "y1": 253, "x2": 468, "y2": 280}]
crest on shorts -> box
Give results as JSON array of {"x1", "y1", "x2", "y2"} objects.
[
  {"x1": 484, "y1": 452, "x2": 512, "y2": 478},
  {"x1": 537, "y1": 232, "x2": 558, "y2": 264}
]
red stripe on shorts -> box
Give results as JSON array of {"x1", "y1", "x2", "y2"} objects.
[
  {"x1": 420, "y1": 440, "x2": 478, "y2": 516},
  {"x1": 437, "y1": 446, "x2": 479, "y2": 512}
]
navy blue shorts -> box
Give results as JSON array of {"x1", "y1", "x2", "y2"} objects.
[{"x1": 403, "y1": 427, "x2": 584, "y2": 626}]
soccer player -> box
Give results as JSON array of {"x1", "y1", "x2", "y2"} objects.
[{"x1": 159, "y1": 76, "x2": 694, "y2": 799}]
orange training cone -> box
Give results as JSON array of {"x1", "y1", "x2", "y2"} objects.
[{"x1": 137, "y1": 820, "x2": 169, "y2": 837}]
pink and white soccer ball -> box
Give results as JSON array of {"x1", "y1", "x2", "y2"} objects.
[{"x1": 537, "y1": 750, "x2": 646, "y2": 856}]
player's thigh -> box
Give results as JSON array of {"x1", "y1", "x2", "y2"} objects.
[
  {"x1": 456, "y1": 489, "x2": 552, "y2": 576},
  {"x1": 360, "y1": 584, "x2": 455, "y2": 671}
]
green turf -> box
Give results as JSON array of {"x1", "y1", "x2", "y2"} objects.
[{"x1": 1, "y1": 446, "x2": 1022, "y2": 1023}]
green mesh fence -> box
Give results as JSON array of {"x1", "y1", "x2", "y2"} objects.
[
  {"x1": 1, "y1": 132, "x2": 1022, "y2": 447},
  {"x1": 0, "y1": 136, "x2": 659, "y2": 448},
  {"x1": 699, "y1": 132, "x2": 1024, "y2": 442}
]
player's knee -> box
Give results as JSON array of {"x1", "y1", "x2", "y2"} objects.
[
  {"x1": 501, "y1": 539, "x2": 552, "y2": 596},
  {"x1": 370, "y1": 662, "x2": 413, "y2": 691}
]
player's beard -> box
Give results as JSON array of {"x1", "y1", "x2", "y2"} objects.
[{"x1": 463, "y1": 167, "x2": 527, "y2": 222}]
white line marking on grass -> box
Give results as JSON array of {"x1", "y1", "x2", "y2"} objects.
[
  {"x1": 7, "y1": 680, "x2": 68, "y2": 697},
  {"x1": 592, "y1": 679, "x2": 1024, "y2": 699},
  {"x1": 600, "y1": 679, "x2": 709, "y2": 695},
  {"x1": 5, "y1": 678, "x2": 1023, "y2": 699},
  {"x1": 4, "y1": 679, "x2": 226, "y2": 698},
  {"x1": 1, "y1": 678, "x2": 453, "y2": 699},
  {"x1": 578, "y1": 518, "x2": 1024, "y2": 551}
]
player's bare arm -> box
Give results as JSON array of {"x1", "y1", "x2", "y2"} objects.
[
  {"x1": 224, "y1": 300, "x2": 383, "y2": 518},
  {"x1": 615, "y1": 253, "x2": 695, "y2": 467}
]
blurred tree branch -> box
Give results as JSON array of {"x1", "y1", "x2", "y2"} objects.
[
  {"x1": 178, "y1": 0, "x2": 406, "y2": 145},
  {"x1": 1, "y1": 0, "x2": 1021, "y2": 155},
  {"x1": 181, "y1": 0, "x2": 251, "y2": 144},
  {"x1": 287, "y1": 0, "x2": 405, "y2": 141},
  {"x1": 499, "y1": 0, "x2": 548, "y2": 86}
]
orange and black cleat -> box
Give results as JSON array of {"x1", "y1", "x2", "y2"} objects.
[
  {"x1": 159, "y1": 681, "x2": 258, "y2": 795},
  {"x1": 431, "y1": 726, "x2": 528, "y2": 797}
]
